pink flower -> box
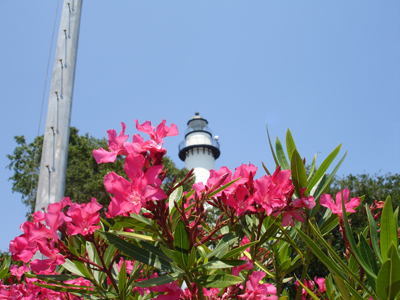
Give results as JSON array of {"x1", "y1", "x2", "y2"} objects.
[
  {"x1": 134, "y1": 119, "x2": 178, "y2": 145},
  {"x1": 149, "y1": 276, "x2": 182, "y2": 300},
  {"x1": 254, "y1": 167, "x2": 294, "y2": 216},
  {"x1": 314, "y1": 277, "x2": 326, "y2": 293},
  {"x1": 239, "y1": 271, "x2": 277, "y2": 300},
  {"x1": 105, "y1": 153, "x2": 166, "y2": 216},
  {"x1": 9, "y1": 264, "x2": 30, "y2": 281},
  {"x1": 66, "y1": 198, "x2": 102, "y2": 236},
  {"x1": 93, "y1": 122, "x2": 131, "y2": 164},
  {"x1": 225, "y1": 186, "x2": 256, "y2": 216},
  {"x1": 320, "y1": 189, "x2": 360, "y2": 218}
]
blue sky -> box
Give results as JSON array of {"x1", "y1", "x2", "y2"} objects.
[{"x1": 1, "y1": 1, "x2": 399, "y2": 251}]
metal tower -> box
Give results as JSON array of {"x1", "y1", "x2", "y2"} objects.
[
  {"x1": 178, "y1": 112, "x2": 220, "y2": 184},
  {"x1": 34, "y1": 0, "x2": 83, "y2": 213}
]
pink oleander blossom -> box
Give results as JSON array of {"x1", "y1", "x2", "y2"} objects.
[
  {"x1": 66, "y1": 198, "x2": 102, "y2": 236},
  {"x1": 105, "y1": 153, "x2": 166, "y2": 216},
  {"x1": 225, "y1": 185, "x2": 256, "y2": 216},
  {"x1": 9, "y1": 264, "x2": 30, "y2": 281},
  {"x1": 314, "y1": 277, "x2": 326, "y2": 293},
  {"x1": 239, "y1": 271, "x2": 277, "y2": 300},
  {"x1": 93, "y1": 122, "x2": 131, "y2": 164},
  {"x1": 320, "y1": 189, "x2": 360, "y2": 218},
  {"x1": 149, "y1": 275, "x2": 182, "y2": 300},
  {"x1": 134, "y1": 119, "x2": 178, "y2": 145},
  {"x1": 254, "y1": 167, "x2": 295, "y2": 216}
]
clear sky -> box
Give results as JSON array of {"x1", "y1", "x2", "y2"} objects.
[{"x1": 1, "y1": 1, "x2": 399, "y2": 251}]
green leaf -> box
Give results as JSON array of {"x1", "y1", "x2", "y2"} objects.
[
  {"x1": 262, "y1": 161, "x2": 271, "y2": 175},
  {"x1": 98, "y1": 231, "x2": 181, "y2": 273},
  {"x1": 133, "y1": 272, "x2": 183, "y2": 288},
  {"x1": 62, "y1": 259, "x2": 86, "y2": 278},
  {"x1": 275, "y1": 136, "x2": 290, "y2": 170},
  {"x1": 118, "y1": 261, "x2": 127, "y2": 300},
  {"x1": 359, "y1": 235, "x2": 379, "y2": 275},
  {"x1": 207, "y1": 233, "x2": 238, "y2": 259},
  {"x1": 220, "y1": 241, "x2": 259, "y2": 259},
  {"x1": 344, "y1": 282, "x2": 364, "y2": 300},
  {"x1": 341, "y1": 192, "x2": 377, "y2": 279},
  {"x1": 330, "y1": 272, "x2": 351, "y2": 300},
  {"x1": 290, "y1": 149, "x2": 308, "y2": 197},
  {"x1": 359, "y1": 235, "x2": 378, "y2": 292},
  {"x1": 208, "y1": 177, "x2": 240, "y2": 197},
  {"x1": 194, "y1": 274, "x2": 242, "y2": 288},
  {"x1": 307, "y1": 153, "x2": 318, "y2": 182},
  {"x1": 285, "y1": 129, "x2": 297, "y2": 162},
  {"x1": 366, "y1": 204, "x2": 383, "y2": 265},
  {"x1": 319, "y1": 212, "x2": 339, "y2": 236},
  {"x1": 174, "y1": 220, "x2": 189, "y2": 268},
  {"x1": 113, "y1": 230, "x2": 161, "y2": 242},
  {"x1": 169, "y1": 184, "x2": 183, "y2": 213},
  {"x1": 376, "y1": 247, "x2": 400, "y2": 300},
  {"x1": 381, "y1": 196, "x2": 398, "y2": 262},
  {"x1": 113, "y1": 216, "x2": 158, "y2": 233},
  {"x1": 266, "y1": 124, "x2": 279, "y2": 169},
  {"x1": 36, "y1": 274, "x2": 82, "y2": 281},
  {"x1": 306, "y1": 143, "x2": 341, "y2": 195},
  {"x1": 296, "y1": 277, "x2": 320, "y2": 300},
  {"x1": 193, "y1": 259, "x2": 247, "y2": 271},
  {"x1": 0, "y1": 256, "x2": 10, "y2": 279},
  {"x1": 295, "y1": 228, "x2": 347, "y2": 282}
]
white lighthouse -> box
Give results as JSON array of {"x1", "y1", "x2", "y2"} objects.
[{"x1": 179, "y1": 112, "x2": 220, "y2": 184}]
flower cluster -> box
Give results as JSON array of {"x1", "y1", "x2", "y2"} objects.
[{"x1": 3, "y1": 118, "x2": 371, "y2": 300}]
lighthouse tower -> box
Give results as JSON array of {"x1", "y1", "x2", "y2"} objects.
[{"x1": 178, "y1": 112, "x2": 220, "y2": 184}]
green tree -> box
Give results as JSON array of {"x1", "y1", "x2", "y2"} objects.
[{"x1": 6, "y1": 127, "x2": 191, "y2": 218}]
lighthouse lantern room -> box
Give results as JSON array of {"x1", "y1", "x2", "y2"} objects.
[{"x1": 178, "y1": 112, "x2": 220, "y2": 184}]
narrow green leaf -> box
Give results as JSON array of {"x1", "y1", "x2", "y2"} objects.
[
  {"x1": 220, "y1": 241, "x2": 259, "y2": 259},
  {"x1": 309, "y1": 223, "x2": 376, "y2": 299},
  {"x1": 290, "y1": 149, "x2": 308, "y2": 197},
  {"x1": 366, "y1": 204, "x2": 383, "y2": 265},
  {"x1": 306, "y1": 144, "x2": 341, "y2": 195},
  {"x1": 377, "y1": 259, "x2": 393, "y2": 300},
  {"x1": 307, "y1": 153, "x2": 318, "y2": 182},
  {"x1": 194, "y1": 274, "x2": 242, "y2": 288},
  {"x1": 113, "y1": 216, "x2": 158, "y2": 233},
  {"x1": 359, "y1": 235, "x2": 379, "y2": 275},
  {"x1": 344, "y1": 282, "x2": 364, "y2": 300},
  {"x1": 296, "y1": 277, "x2": 320, "y2": 300},
  {"x1": 169, "y1": 185, "x2": 183, "y2": 213},
  {"x1": 187, "y1": 246, "x2": 197, "y2": 269},
  {"x1": 381, "y1": 196, "x2": 398, "y2": 262},
  {"x1": 266, "y1": 124, "x2": 279, "y2": 169},
  {"x1": 113, "y1": 230, "x2": 161, "y2": 242},
  {"x1": 319, "y1": 212, "x2": 339, "y2": 236},
  {"x1": 62, "y1": 259, "x2": 86, "y2": 278},
  {"x1": 174, "y1": 220, "x2": 189, "y2": 268},
  {"x1": 207, "y1": 233, "x2": 238, "y2": 259},
  {"x1": 296, "y1": 228, "x2": 347, "y2": 282},
  {"x1": 133, "y1": 273, "x2": 183, "y2": 288},
  {"x1": 285, "y1": 129, "x2": 296, "y2": 161},
  {"x1": 330, "y1": 272, "x2": 351, "y2": 300},
  {"x1": 387, "y1": 243, "x2": 400, "y2": 299},
  {"x1": 36, "y1": 274, "x2": 82, "y2": 281},
  {"x1": 118, "y1": 261, "x2": 127, "y2": 300},
  {"x1": 276, "y1": 136, "x2": 290, "y2": 170},
  {"x1": 193, "y1": 259, "x2": 247, "y2": 271},
  {"x1": 98, "y1": 231, "x2": 181, "y2": 273},
  {"x1": 360, "y1": 235, "x2": 378, "y2": 292},
  {"x1": 262, "y1": 161, "x2": 271, "y2": 175},
  {"x1": 208, "y1": 177, "x2": 240, "y2": 197},
  {"x1": 341, "y1": 192, "x2": 377, "y2": 279}
]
